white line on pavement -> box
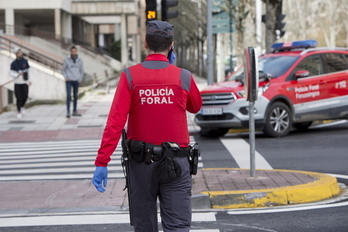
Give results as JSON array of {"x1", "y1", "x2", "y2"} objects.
[
  {"x1": 0, "y1": 140, "x2": 102, "y2": 148},
  {"x1": 0, "y1": 166, "x2": 123, "y2": 175},
  {"x1": 0, "y1": 173, "x2": 125, "y2": 181},
  {"x1": 326, "y1": 173, "x2": 348, "y2": 179},
  {"x1": 190, "y1": 230, "x2": 219, "y2": 232},
  {"x1": 220, "y1": 137, "x2": 273, "y2": 169},
  {"x1": 311, "y1": 120, "x2": 347, "y2": 128},
  {"x1": 227, "y1": 200, "x2": 348, "y2": 215},
  {"x1": 0, "y1": 212, "x2": 216, "y2": 227}
]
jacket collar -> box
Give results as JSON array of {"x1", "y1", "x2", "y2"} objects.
[{"x1": 145, "y1": 54, "x2": 168, "y2": 62}]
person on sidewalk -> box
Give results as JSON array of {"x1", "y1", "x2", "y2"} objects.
[
  {"x1": 92, "y1": 21, "x2": 202, "y2": 232},
  {"x1": 10, "y1": 48, "x2": 31, "y2": 120},
  {"x1": 62, "y1": 46, "x2": 84, "y2": 118}
]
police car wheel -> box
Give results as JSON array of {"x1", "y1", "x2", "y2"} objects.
[
  {"x1": 263, "y1": 102, "x2": 292, "y2": 137},
  {"x1": 199, "y1": 127, "x2": 229, "y2": 138}
]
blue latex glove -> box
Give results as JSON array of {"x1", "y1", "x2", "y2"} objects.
[
  {"x1": 168, "y1": 50, "x2": 176, "y2": 64},
  {"x1": 92, "y1": 166, "x2": 108, "y2": 192}
]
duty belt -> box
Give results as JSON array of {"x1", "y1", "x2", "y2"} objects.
[{"x1": 127, "y1": 140, "x2": 190, "y2": 164}]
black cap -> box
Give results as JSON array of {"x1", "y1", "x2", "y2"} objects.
[{"x1": 146, "y1": 20, "x2": 174, "y2": 39}]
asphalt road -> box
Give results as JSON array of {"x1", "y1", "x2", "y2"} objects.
[
  {"x1": 195, "y1": 119, "x2": 348, "y2": 232},
  {"x1": 2, "y1": 120, "x2": 348, "y2": 232}
]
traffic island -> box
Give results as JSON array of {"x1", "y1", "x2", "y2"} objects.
[{"x1": 192, "y1": 168, "x2": 341, "y2": 209}]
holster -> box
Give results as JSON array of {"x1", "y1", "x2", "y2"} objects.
[
  {"x1": 189, "y1": 143, "x2": 200, "y2": 175},
  {"x1": 154, "y1": 142, "x2": 183, "y2": 183}
]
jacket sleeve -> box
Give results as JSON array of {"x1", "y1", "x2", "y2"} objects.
[
  {"x1": 26, "y1": 59, "x2": 30, "y2": 69},
  {"x1": 26, "y1": 60, "x2": 31, "y2": 81},
  {"x1": 61, "y1": 59, "x2": 68, "y2": 79},
  {"x1": 10, "y1": 62, "x2": 19, "y2": 78},
  {"x1": 186, "y1": 75, "x2": 202, "y2": 113},
  {"x1": 79, "y1": 59, "x2": 84, "y2": 82},
  {"x1": 95, "y1": 72, "x2": 132, "y2": 166}
]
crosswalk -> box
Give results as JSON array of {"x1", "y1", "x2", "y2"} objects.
[{"x1": 0, "y1": 137, "x2": 202, "y2": 181}]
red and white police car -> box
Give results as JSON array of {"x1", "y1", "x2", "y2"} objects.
[{"x1": 195, "y1": 40, "x2": 348, "y2": 137}]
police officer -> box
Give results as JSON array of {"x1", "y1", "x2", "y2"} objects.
[{"x1": 92, "y1": 20, "x2": 202, "y2": 232}]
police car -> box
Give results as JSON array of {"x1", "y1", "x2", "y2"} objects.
[{"x1": 195, "y1": 40, "x2": 348, "y2": 137}]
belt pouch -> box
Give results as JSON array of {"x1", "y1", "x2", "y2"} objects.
[
  {"x1": 144, "y1": 143, "x2": 154, "y2": 164},
  {"x1": 152, "y1": 145, "x2": 163, "y2": 162},
  {"x1": 129, "y1": 140, "x2": 145, "y2": 163}
]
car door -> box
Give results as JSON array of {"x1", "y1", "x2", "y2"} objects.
[
  {"x1": 322, "y1": 53, "x2": 348, "y2": 118},
  {"x1": 286, "y1": 54, "x2": 330, "y2": 121}
]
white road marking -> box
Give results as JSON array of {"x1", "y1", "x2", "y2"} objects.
[
  {"x1": 189, "y1": 230, "x2": 219, "y2": 232},
  {"x1": 326, "y1": 173, "x2": 348, "y2": 179},
  {"x1": 0, "y1": 212, "x2": 216, "y2": 227},
  {"x1": 220, "y1": 137, "x2": 273, "y2": 169},
  {"x1": 0, "y1": 173, "x2": 125, "y2": 181},
  {"x1": 311, "y1": 119, "x2": 347, "y2": 128},
  {"x1": 0, "y1": 136, "x2": 202, "y2": 181}
]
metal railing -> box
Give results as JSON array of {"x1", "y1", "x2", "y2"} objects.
[
  {"x1": 0, "y1": 23, "x2": 109, "y2": 56},
  {"x1": 0, "y1": 35, "x2": 64, "y2": 72}
]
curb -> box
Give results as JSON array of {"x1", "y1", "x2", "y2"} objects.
[{"x1": 200, "y1": 169, "x2": 341, "y2": 209}]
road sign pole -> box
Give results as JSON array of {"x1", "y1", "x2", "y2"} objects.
[
  {"x1": 249, "y1": 101, "x2": 256, "y2": 177},
  {"x1": 243, "y1": 47, "x2": 258, "y2": 177}
]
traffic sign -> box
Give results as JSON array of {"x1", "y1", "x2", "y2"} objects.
[
  {"x1": 211, "y1": 2, "x2": 234, "y2": 34},
  {"x1": 212, "y1": 11, "x2": 234, "y2": 34}
]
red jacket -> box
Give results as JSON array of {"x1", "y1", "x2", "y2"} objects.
[{"x1": 95, "y1": 54, "x2": 202, "y2": 166}]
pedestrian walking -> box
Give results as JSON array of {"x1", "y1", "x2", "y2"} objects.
[
  {"x1": 92, "y1": 20, "x2": 202, "y2": 232},
  {"x1": 62, "y1": 46, "x2": 84, "y2": 118},
  {"x1": 10, "y1": 47, "x2": 31, "y2": 119}
]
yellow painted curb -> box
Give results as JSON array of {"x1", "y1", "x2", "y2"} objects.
[
  {"x1": 228, "y1": 129, "x2": 250, "y2": 133},
  {"x1": 201, "y1": 168, "x2": 341, "y2": 209}
]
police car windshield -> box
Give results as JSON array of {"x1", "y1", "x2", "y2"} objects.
[{"x1": 227, "y1": 55, "x2": 298, "y2": 81}]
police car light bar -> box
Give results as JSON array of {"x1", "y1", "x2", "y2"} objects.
[{"x1": 272, "y1": 40, "x2": 318, "y2": 51}]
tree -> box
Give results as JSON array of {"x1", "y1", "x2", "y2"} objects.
[
  {"x1": 313, "y1": 0, "x2": 345, "y2": 48},
  {"x1": 110, "y1": 40, "x2": 121, "y2": 61},
  {"x1": 170, "y1": 0, "x2": 207, "y2": 76},
  {"x1": 282, "y1": 0, "x2": 348, "y2": 48}
]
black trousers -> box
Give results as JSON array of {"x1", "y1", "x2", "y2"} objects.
[
  {"x1": 14, "y1": 84, "x2": 29, "y2": 112},
  {"x1": 129, "y1": 157, "x2": 192, "y2": 232}
]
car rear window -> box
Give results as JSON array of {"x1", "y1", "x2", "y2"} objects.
[{"x1": 323, "y1": 53, "x2": 348, "y2": 73}]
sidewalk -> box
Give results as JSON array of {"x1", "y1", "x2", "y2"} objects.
[{"x1": 0, "y1": 78, "x2": 343, "y2": 216}]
